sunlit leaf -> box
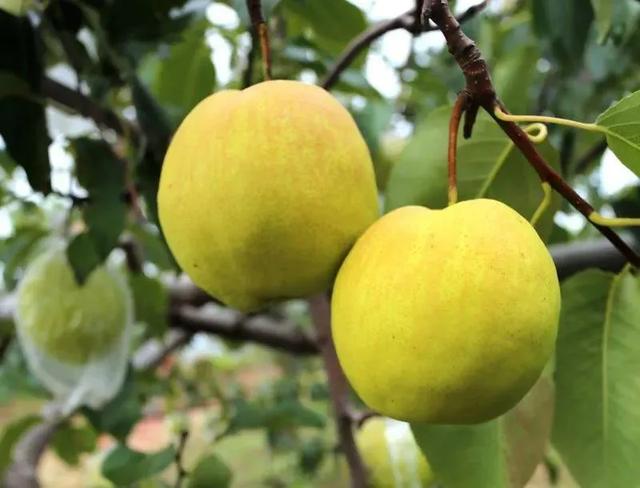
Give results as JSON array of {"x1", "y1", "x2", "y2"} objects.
[
  {"x1": 553, "y1": 267, "x2": 640, "y2": 487},
  {"x1": 596, "y1": 90, "x2": 640, "y2": 176},
  {"x1": 412, "y1": 373, "x2": 554, "y2": 488}
]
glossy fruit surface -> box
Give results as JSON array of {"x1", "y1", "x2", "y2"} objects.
[
  {"x1": 357, "y1": 417, "x2": 434, "y2": 487},
  {"x1": 158, "y1": 80, "x2": 379, "y2": 311},
  {"x1": 332, "y1": 199, "x2": 561, "y2": 424}
]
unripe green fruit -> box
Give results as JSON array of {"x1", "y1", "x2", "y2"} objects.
[
  {"x1": 332, "y1": 199, "x2": 561, "y2": 424},
  {"x1": 16, "y1": 248, "x2": 129, "y2": 364},
  {"x1": 157, "y1": 80, "x2": 379, "y2": 312},
  {"x1": 357, "y1": 417, "x2": 434, "y2": 488}
]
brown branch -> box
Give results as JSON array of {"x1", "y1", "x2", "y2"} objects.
[
  {"x1": 423, "y1": 0, "x2": 640, "y2": 267},
  {"x1": 246, "y1": 0, "x2": 272, "y2": 80},
  {"x1": 573, "y1": 139, "x2": 608, "y2": 175},
  {"x1": 171, "y1": 304, "x2": 318, "y2": 355},
  {"x1": 242, "y1": 31, "x2": 258, "y2": 88},
  {"x1": 41, "y1": 77, "x2": 128, "y2": 135},
  {"x1": 321, "y1": 2, "x2": 488, "y2": 90},
  {"x1": 4, "y1": 413, "x2": 64, "y2": 488},
  {"x1": 321, "y1": 12, "x2": 415, "y2": 90},
  {"x1": 174, "y1": 430, "x2": 189, "y2": 488},
  {"x1": 309, "y1": 295, "x2": 367, "y2": 488}
]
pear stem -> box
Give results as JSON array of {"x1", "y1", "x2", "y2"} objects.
[
  {"x1": 246, "y1": 0, "x2": 272, "y2": 80},
  {"x1": 448, "y1": 93, "x2": 468, "y2": 206}
]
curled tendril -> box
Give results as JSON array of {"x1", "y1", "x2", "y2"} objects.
[{"x1": 523, "y1": 123, "x2": 548, "y2": 144}]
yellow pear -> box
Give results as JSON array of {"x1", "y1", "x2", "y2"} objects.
[
  {"x1": 357, "y1": 417, "x2": 434, "y2": 488},
  {"x1": 158, "y1": 80, "x2": 379, "y2": 311},
  {"x1": 332, "y1": 199, "x2": 561, "y2": 424}
]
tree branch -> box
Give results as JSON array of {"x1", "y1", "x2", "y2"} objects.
[
  {"x1": 321, "y1": 2, "x2": 488, "y2": 90},
  {"x1": 41, "y1": 77, "x2": 128, "y2": 136},
  {"x1": 246, "y1": 0, "x2": 272, "y2": 80},
  {"x1": 4, "y1": 413, "x2": 64, "y2": 488},
  {"x1": 423, "y1": 0, "x2": 640, "y2": 267},
  {"x1": 171, "y1": 304, "x2": 318, "y2": 355},
  {"x1": 309, "y1": 295, "x2": 367, "y2": 488},
  {"x1": 573, "y1": 139, "x2": 608, "y2": 175}
]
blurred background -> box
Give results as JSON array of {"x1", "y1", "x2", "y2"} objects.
[{"x1": 0, "y1": 0, "x2": 639, "y2": 486}]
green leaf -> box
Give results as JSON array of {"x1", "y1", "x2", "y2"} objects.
[
  {"x1": 0, "y1": 414, "x2": 40, "y2": 478},
  {"x1": 412, "y1": 373, "x2": 554, "y2": 488},
  {"x1": 281, "y1": 0, "x2": 367, "y2": 55},
  {"x1": 227, "y1": 398, "x2": 325, "y2": 434},
  {"x1": 532, "y1": 0, "x2": 594, "y2": 70},
  {"x1": 83, "y1": 372, "x2": 142, "y2": 442},
  {"x1": 50, "y1": 422, "x2": 98, "y2": 466},
  {"x1": 552, "y1": 267, "x2": 640, "y2": 487},
  {"x1": 152, "y1": 20, "x2": 216, "y2": 121},
  {"x1": 353, "y1": 101, "x2": 393, "y2": 190},
  {"x1": 186, "y1": 453, "x2": 232, "y2": 488},
  {"x1": 101, "y1": 443, "x2": 176, "y2": 485},
  {"x1": 591, "y1": 0, "x2": 615, "y2": 41},
  {"x1": 130, "y1": 273, "x2": 169, "y2": 337},
  {"x1": 0, "y1": 12, "x2": 51, "y2": 193},
  {"x1": 385, "y1": 106, "x2": 561, "y2": 239},
  {"x1": 0, "y1": 226, "x2": 47, "y2": 289},
  {"x1": 595, "y1": 90, "x2": 640, "y2": 177},
  {"x1": 493, "y1": 44, "x2": 540, "y2": 114},
  {"x1": 0, "y1": 0, "x2": 33, "y2": 16},
  {"x1": 130, "y1": 223, "x2": 176, "y2": 271},
  {"x1": 65, "y1": 233, "x2": 102, "y2": 284},
  {"x1": 66, "y1": 138, "x2": 126, "y2": 280}
]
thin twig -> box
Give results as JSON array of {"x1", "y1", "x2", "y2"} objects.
[
  {"x1": 309, "y1": 295, "x2": 367, "y2": 488},
  {"x1": 4, "y1": 412, "x2": 65, "y2": 488},
  {"x1": 573, "y1": 139, "x2": 608, "y2": 175},
  {"x1": 246, "y1": 0, "x2": 272, "y2": 80},
  {"x1": 174, "y1": 430, "x2": 189, "y2": 488},
  {"x1": 321, "y1": 1, "x2": 488, "y2": 90},
  {"x1": 171, "y1": 304, "x2": 318, "y2": 355},
  {"x1": 41, "y1": 77, "x2": 128, "y2": 135},
  {"x1": 423, "y1": 0, "x2": 640, "y2": 267},
  {"x1": 242, "y1": 31, "x2": 258, "y2": 88}
]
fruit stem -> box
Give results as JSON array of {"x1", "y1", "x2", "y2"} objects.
[
  {"x1": 448, "y1": 93, "x2": 468, "y2": 206},
  {"x1": 494, "y1": 106, "x2": 603, "y2": 134},
  {"x1": 246, "y1": 0, "x2": 272, "y2": 80}
]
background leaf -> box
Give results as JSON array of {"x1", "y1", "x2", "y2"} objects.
[
  {"x1": 596, "y1": 89, "x2": 640, "y2": 176},
  {"x1": 186, "y1": 453, "x2": 232, "y2": 488},
  {"x1": 553, "y1": 267, "x2": 640, "y2": 487},
  {"x1": 101, "y1": 443, "x2": 176, "y2": 485},
  {"x1": 0, "y1": 11, "x2": 51, "y2": 193},
  {"x1": 385, "y1": 106, "x2": 561, "y2": 239},
  {"x1": 150, "y1": 19, "x2": 216, "y2": 122},
  {"x1": 412, "y1": 373, "x2": 554, "y2": 488}
]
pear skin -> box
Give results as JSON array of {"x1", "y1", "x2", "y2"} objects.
[
  {"x1": 158, "y1": 80, "x2": 379, "y2": 311},
  {"x1": 332, "y1": 199, "x2": 561, "y2": 424}
]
